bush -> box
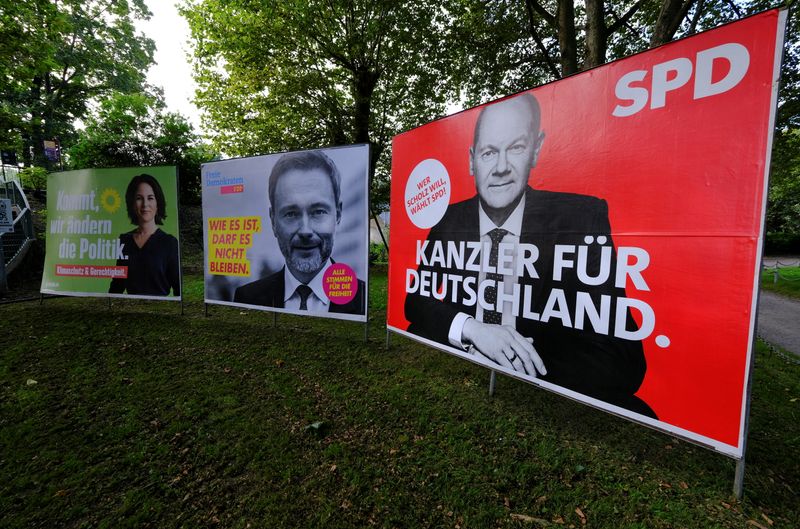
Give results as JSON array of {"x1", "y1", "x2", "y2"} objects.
[
  {"x1": 369, "y1": 242, "x2": 388, "y2": 264},
  {"x1": 19, "y1": 166, "x2": 48, "y2": 191},
  {"x1": 765, "y1": 232, "x2": 800, "y2": 255}
]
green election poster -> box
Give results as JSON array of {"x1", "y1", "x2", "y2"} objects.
[{"x1": 40, "y1": 167, "x2": 181, "y2": 300}]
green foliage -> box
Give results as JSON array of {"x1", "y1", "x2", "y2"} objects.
[
  {"x1": 181, "y1": 0, "x2": 463, "y2": 211},
  {"x1": 764, "y1": 232, "x2": 800, "y2": 254},
  {"x1": 17, "y1": 166, "x2": 47, "y2": 191},
  {"x1": 761, "y1": 266, "x2": 800, "y2": 298},
  {"x1": 767, "y1": 128, "x2": 800, "y2": 236},
  {"x1": 455, "y1": 1, "x2": 796, "y2": 108},
  {"x1": 368, "y1": 242, "x2": 388, "y2": 264},
  {"x1": 67, "y1": 93, "x2": 216, "y2": 204},
  {"x1": 0, "y1": 0, "x2": 155, "y2": 168}
]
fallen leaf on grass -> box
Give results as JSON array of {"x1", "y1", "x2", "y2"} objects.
[
  {"x1": 223, "y1": 367, "x2": 232, "y2": 374},
  {"x1": 575, "y1": 507, "x2": 586, "y2": 525},
  {"x1": 553, "y1": 515, "x2": 565, "y2": 524},
  {"x1": 679, "y1": 482, "x2": 689, "y2": 489},
  {"x1": 746, "y1": 521, "x2": 768, "y2": 529},
  {"x1": 330, "y1": 464, "x2": 337, "y2": 472},
  {"x1": 510, "y1": 513, "x2": 549, "y2": 525},
  {"x1": 26, "y1": 379, "x2": 38, "y2": 386},
  {"x1": 54, "y1": 489, "x2": 68, "y2": 497},
  {"x1": 760, "y1": 513, "x2": 774, "y2": 526},
  {"x1": 275, "y1": 359, "x2": 284, "y2": 368}
]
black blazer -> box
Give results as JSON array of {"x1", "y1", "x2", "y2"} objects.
[
  {"x1": 234, "y1": 266, "x2": 365, "y2": 315},
  {"x1": 405, "y1": 186, "x2": 654, "y2": 417}
]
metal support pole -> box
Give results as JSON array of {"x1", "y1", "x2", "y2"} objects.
[
  {"x1": 40, "y1": 293, "x2": 44, "y2": 305},
  {"x1": 385, "y1": 328, "x2": 390, "y2": 350},
  {"x1": 733, "y1": 458, "x2": 745, "y2": 500},
  {"x1": 0, "y1": 240, "x2": 7, "y2": 295},
  {"x1": 180, "y1": 298, "x2": 184, "y2": 316},
  {"x1": 108, "y1": 297, "x2": 112, "y2": 309},
  {"x1": 273, "y1": 311, "x2": 277, "y2": 328},
  {"x1": 204, "y1": 302, "x2": 209, "y2": 317},
  {"x1": 774, "y1": 270, "x2": 778, "y2": 284},
  {"x1": 364, "y1": 284, "x2": 370, "y2": 343},
  {"x1": 488, "y1": 370, "x2": 496, "y2": 396}
]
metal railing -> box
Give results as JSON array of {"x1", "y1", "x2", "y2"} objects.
[
  {"x1": 1, "y1": 180, "x2": 36, "y2": 274},
  {"x1": 762, "y1": 259, "x2": 800, "y2": 284},
  {"x1": 1, "y1": 165, "x2": 22, "y2": 187}
]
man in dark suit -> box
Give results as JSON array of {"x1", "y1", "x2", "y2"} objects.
[
  {"x1": 234, "y1": 150, "x2": 365, "y2": 315},
  {"x1": 405, "y1": 93, "x2": 653, "y2": 416}
]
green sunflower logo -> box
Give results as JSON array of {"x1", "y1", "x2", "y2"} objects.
[{"x1": 100, "y1": 188, "x2": 122, "y2": 214}]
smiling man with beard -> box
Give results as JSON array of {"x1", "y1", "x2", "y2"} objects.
[{"x1": 233, "y1": 150, "x2": 365, "y2": 314}]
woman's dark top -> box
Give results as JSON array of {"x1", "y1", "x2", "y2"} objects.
[{"x1": 108, "y1": 228, "x2": 181, "y2": 296}]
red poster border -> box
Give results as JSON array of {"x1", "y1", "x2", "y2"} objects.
[{"x1": 386, "y1": 9, "x2": 788, "y2": 459}]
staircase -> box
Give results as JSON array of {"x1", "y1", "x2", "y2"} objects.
[{"x1": 1, "y1": 179, "x2": 35, "y2": 276}]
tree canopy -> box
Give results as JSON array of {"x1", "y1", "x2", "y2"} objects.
[
  {"x1": 181, "y1": 0, "x2": 797, "y2": 236},
  {"x1": 68, "y1": 92, "x2": 215, "y2": 203},
  {"x1": 181, "y1": 0, "x2": 465, "y2": 210},
  {"x1": 454, "y1": 0, "x2": 796, "y2": 107},
  {"x1": 0, "y1": 0, "x2": 155, "y2": 168}
]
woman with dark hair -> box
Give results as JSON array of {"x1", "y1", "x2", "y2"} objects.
[{"x1": 109, "y1": 173, "x2": 181, "y2": 296}]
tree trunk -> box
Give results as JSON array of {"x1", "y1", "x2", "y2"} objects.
[
  {"x1": 651, "y1": 0, "x2": 697, "y2": 47},
  {"x1": 25, "y1": 77, "x2": 48, "y2": 169},
  {"x1": 352, "y1": 67, "x2": 378, "y2": 145},
  {"x1": 585, "y1": 0, "x2": 606, "y2": 69},
  {"x1": 556, "y1": 0, "x2": 578, "y2": 76},
  {"x1": 351, "y1": 66, "x2": 380, "y2": 186}
]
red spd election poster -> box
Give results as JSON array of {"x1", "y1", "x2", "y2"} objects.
[{"x1": 387, "y1": 10, "x2": 786, "y2": 458}]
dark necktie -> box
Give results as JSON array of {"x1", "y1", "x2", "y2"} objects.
[
  {"x1": 482, "y1": 228, "x2": 508, "y2": 324},
  {"x1": 296, "y1": 284, "x2": 313, "y2": 310}
]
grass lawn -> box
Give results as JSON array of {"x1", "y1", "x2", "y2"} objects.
[
  {"x1": 761, "y1": 266, "x2": 800, "y2": 299},
  {"x1": 1, "y1": 271, "x2": 798, "y2": 528}
]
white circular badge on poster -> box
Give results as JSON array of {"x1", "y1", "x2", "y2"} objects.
[{"x1": 404, "y1": 158, "x2": 451, "y2": 229}]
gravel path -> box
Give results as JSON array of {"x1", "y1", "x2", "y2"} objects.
[{"x1": 757, "y1": 290, "x2": 800, "y2": 358}]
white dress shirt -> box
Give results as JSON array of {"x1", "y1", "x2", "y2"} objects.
[
  {"x1": 448, "y1": 194, "x2": 525, "y2": 348},
  {"x1": 283, "y1": 259, "x2": 333, "y2": 311}
]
